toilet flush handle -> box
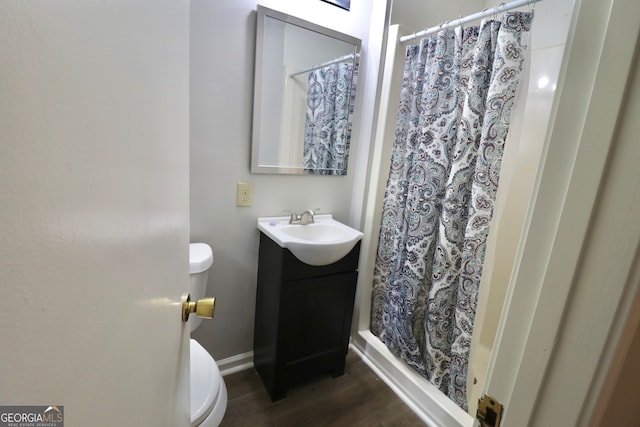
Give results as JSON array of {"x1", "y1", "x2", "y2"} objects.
[{"x1": 181, "y1": 293, "x2": 215, "y2": 322}]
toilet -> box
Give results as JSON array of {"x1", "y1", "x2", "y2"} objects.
[{"x1": 189, "y1": 243, "x2": 228, "y2": 426}]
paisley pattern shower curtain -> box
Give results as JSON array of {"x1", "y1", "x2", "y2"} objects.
[
  {"x1": 303, "y1": 62, "x2": 354, "y2": 175},
  {"x1": 370, "y1": 12, "x2": 533, "y2": 409}
]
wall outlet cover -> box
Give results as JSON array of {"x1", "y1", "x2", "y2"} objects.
[{"x1": 236, "y1": 182, "x2": 253, "y2": 207}]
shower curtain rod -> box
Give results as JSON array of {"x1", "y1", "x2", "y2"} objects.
[
  {"x1": 289, "y1": 53, "x2": 358, "y2": 78},
  {"x1": 399, "y1": 0, "x2": 542, "y2": 44}
]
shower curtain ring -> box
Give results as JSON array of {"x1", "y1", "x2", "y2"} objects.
[{"x1": 493, "y1": 3, "x2": 506, "y2": 21}]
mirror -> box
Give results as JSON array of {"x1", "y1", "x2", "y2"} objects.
[{"x1": 251, "y1": 6, "x2": 361, "y2": 175}]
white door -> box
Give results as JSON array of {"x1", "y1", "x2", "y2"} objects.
[{"x1": 0, "y1": 2, "x2": 191, "y2": 426}]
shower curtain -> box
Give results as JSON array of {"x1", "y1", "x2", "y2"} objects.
[
  {"x1": 370, "y1": 12, "x2": 533, "y2": 410},
  {"x1": 303, "y1": 62, "x2": 355, "y2": 175}
]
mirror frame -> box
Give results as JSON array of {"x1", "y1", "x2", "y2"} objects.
[{"x1": 251, "y1": 5, "x2": 362, "y2": 174}]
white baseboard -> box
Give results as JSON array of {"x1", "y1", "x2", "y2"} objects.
[{"x1": 216, "y1": 351, "x2": 254, "y2": 377}]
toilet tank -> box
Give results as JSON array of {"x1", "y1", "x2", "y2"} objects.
[{"x1": 189, "y1": 243, "x2": 214, "y2": 332}]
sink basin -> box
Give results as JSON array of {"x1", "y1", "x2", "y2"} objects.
[{"x1": 257, "y1": 214, "x2": 364, "y2": 266}]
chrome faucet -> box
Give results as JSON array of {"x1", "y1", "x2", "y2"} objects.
[{"x1": 288, "y1": 209, "x2": 317, "y2": 225}]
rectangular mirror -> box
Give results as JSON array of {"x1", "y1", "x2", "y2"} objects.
[{"x1": 251, "y1": 5, "x2": 361, "y2": 175}]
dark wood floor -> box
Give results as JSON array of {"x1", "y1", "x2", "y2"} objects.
[{"x1": 219, "y1": 351, "x2": 427, "y2": 427}]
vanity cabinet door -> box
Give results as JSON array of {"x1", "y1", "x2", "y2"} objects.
[{"x1": 280, "y1": 271, "x2": 358, "y2": 377}]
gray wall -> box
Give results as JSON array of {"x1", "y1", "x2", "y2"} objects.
[{"x1": 189, "y1": 0, "x2": 382, "y2": 359}]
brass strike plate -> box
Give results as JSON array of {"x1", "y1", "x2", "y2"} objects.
[{"x1": 476, "y1": 394, "x2": 503, "y2": 427}]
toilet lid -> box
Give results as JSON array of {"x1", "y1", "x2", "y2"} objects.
[
  {"x1": 189, "y1": 243, "x2": 214, "y2": 274},
  {"x1": 190, "y1": 339, "x2": 222, "y2": 426}
]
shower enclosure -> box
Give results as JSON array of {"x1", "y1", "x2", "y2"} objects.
[{"x1": 345, "y1": 0, "x2": 640, "y2": 425}]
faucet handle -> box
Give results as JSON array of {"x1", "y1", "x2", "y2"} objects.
[{"x1": 284, "y1": 209, "x2": 300, "y2": 224}]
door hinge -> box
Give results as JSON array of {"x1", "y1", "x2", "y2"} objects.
[{"x1": 476, "y1": 394, "x2": 503, "y2": 427}]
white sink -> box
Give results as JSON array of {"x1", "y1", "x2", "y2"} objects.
[{"x1": 257, "y1": 214, "x2": 364, "y2": 266}]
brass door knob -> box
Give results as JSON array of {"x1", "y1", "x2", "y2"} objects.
[{"x1": 182, "y1": 293, "x2": 216, "y2": 322}]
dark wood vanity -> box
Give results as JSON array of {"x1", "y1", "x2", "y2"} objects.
[{"x1": 253, "y1": 231, "x2": 360, "y2": 401}]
